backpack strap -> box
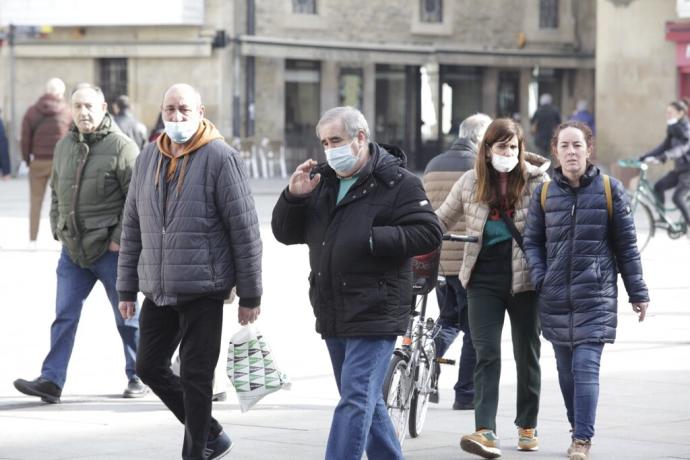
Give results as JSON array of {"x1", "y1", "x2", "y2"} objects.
[
  {"x1": 540, "y1": 181, "x2": 550, "y2": 212},
  {"x1": 603, "y1": 174, "x2": 613, "y2": 221}
]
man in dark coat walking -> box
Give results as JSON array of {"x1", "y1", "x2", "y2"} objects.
[
  {"x1": 272, "y1": 106, "x2": 442, "y2": 460},
  {"x1": 117, "y1": 83, "x2": 262, "y2": 460}
]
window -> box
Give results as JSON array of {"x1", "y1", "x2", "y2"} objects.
[
  {"x1": 339, "y1": 68, "x2": 363, "y2": 110},
  {"x1": 285, "y1": 60, "x2": 321, "y2": 159},
  {"x1": 375, "y1": 65, "x2": 408, "y2": 148},
  {"x1": 420, "y1": 0, "x2": 443, "y2": 23},
  {"x1": 539, "y1": 0, "x2": 559, "y2": 29},
  {"x1": 98, "y1": 58, "x2": 127, "y2": 110},
  {"x1": 292, "y1": 0, "x2": 316, "y2": 14}
]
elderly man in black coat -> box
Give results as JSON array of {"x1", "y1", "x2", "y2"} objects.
[{"x1": 272, "y1": 106, "x2": 442, "y2": 460}]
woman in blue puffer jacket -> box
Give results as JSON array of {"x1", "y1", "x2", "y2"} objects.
[{"x1": 523, "y1": 121, "x2": 650, "y2": 460}]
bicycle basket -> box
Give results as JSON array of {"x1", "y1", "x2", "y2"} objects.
[{"x1": 411, "y1": 247, "x2": 441, "y2": 295}]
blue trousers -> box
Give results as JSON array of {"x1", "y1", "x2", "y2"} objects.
[
  {"x1": 434, "y1": 276, "x2": 476, "y2": 404},
  {"x1": 324, "y1": 336, "x2": 403, "y2": 460},
  {"x1": 552, "y1": 343, "x2": 605, "y2": 441},
  {"x1": 40, "y1": 247, "x2": 139, "y2": 388}
]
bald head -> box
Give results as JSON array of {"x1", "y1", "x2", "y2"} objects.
[
  {"x1": 45, "y1": 78, "x2": 66, "y2": 98},
  {"x1": 162, "y1": 84, "x2": 202, "y2": 108},
  {"x1": 161, "y1": 83, "x2": 205, "y2": 143}
]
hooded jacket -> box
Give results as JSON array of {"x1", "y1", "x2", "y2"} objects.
[
  {"x1": 641, "y1": 118, "x2": 690, "y2": 172},
  {"x1": 50, "y1": 113, "x2": 138, "y2": 267},
  {"x1": 21, "y1": 93, "x2": 71, "y2": 162},
  {"x1": 523, "y1": 165, "x2": 649, "y2": 346},
  {"x1": 117, "y1": 119, "x2": 262, "y2": 308},
  {"x1": 271, "y1": 143, "x2": 442, "y2": 338},
  {"x1": 422, "y1": 137, "x2": 477, "y2": 276},
  {"x1": 435, "y1": 152, "x2": 549, "y2": 293}
]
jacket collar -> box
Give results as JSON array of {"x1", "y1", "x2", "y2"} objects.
[
  {"x1": 553, "y1": 163, "x2": 600, "y2": 189},
  {"x1": 70, "y1": 112, "x2": 117, "y2": 146}
]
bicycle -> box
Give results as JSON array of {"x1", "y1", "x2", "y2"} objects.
[
  {"x1": 618, "y1": 159, "x2": 689, "y2": 252},
  {"x1": 382, "y1": 233, "x2": 478, "y2": 446}
]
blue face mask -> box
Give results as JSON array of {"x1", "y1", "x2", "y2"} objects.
[
  {"x1": 164, "y1": 119, "x2": 199, "y2": 144},
  {"x1": 325, "y1": 140, "x2": 359, "y2": 175}
]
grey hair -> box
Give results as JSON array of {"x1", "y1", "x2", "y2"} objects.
[
  {"x1": 315, "y1": 106, "x2": 370, "y2": 140},
  {"x1": 458, "y1": 113, "x2": 492, "y2": 145},
  {"x1": 539, "y1": 93, "x2": 553, "y2": 106},
  {"x1": 45, "y1": 78, "x2": 65, "y2": 97},
  {"x1": 71, "y1": 84, "x2": 105, "y2": 102}
]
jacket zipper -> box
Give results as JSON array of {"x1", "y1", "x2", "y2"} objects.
[
  {"x1": 160, "y1": 164, "x2": 168, "y2": 299},
  {"x1": 567, "y1": 192, "x2": 578, "y2": 346}
]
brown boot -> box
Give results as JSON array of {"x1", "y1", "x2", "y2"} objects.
[{"x1": 568, "y1": 438, "x2": 591, "y2": 460}]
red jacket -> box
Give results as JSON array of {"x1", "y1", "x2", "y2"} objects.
[{"x1": 20, "y1": 94, "x2": 71, "y2": 162}]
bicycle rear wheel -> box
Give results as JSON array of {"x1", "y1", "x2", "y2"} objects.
[
  {"x1": 382, "y1": 354, "x2": 411, "y2": 445},
  {"x1": 628, "y1": 194, "x2": 654, "y2": 252},
  {"x1": 408, "y1": 340, "x2": 436, "y2": 438}
]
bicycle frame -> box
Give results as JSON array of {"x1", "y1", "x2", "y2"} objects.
[{"x1": 624, "y1": 160, "x2": 687, "y2": 232}]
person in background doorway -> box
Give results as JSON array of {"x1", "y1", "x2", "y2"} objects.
[
  {"x1": 568, "y1": 99, "x2": 595, "y2": 135},
  {"x1": 530, "y1": 93, "x2": 561, "y2": 161},
  {"x1": 113, "y1": 95, "x2": 148, "y2": 150}
]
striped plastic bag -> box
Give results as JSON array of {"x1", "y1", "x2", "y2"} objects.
[{"x1": 226, "y1": 325, "x2": 290, "y2": 412}]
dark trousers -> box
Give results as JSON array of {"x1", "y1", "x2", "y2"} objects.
[
  {"x1": 137, "y1": 296, "x2": 224, "y2": 460},
  {"x1": 653, "y1": 170, "x2": 690, "y2": 224},
  {"x1": 434, "y1": 276, "x2": 476, "y2": 404},
  {"x1": 466, "y1": 254, "x2": 541, "y2": 433}
]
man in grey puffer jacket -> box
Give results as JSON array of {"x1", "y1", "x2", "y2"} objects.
[{"x1": 117, "y1": 83, "x2": 262, "y2": 460}]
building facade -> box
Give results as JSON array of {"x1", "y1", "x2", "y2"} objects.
[{"x1": 1, "y1": 0, "x2": 595, "y2": 171}]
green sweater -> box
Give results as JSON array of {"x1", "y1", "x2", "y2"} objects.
[{"x1": 50, "y1": 114, "x2": 138, "y2": 267}]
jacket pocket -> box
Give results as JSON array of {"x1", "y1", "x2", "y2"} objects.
[
  {"x1": 97, "y1": 172, "x2": 120, "y2": 198},
  {"x1": 80, "y1": 215, "x2": 120, "y2": 256},
  {"x1": 339, "y1": 273, "x2": 387, "y2": 323}
]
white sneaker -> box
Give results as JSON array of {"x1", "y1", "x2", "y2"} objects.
[{"x1": 27, "y1": 241, "x2": 37, "y2": 251}]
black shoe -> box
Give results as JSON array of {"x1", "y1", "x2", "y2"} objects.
[
  {"x1": 212, "y1": 392, "x2": 227, "y2": 402},
  {"x1": 14, "y1": 377, "x2": 61, "y2": 403},
  {"x1": 204, "y1": 431, "x2": 233, "y2": 459},
  {"x1": 453, "y1": 400, "x2": 474, "y2": 410},
  {"x1": 123, "y1": 377, "x2": 149, "y2": 398}
]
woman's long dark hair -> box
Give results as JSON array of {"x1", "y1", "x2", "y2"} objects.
[{"x1": 475, "y1": 118, "x2": 527, "y2": 207}]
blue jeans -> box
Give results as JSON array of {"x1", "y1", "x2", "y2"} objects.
[
  {"x1": 41, "y1": 247, "x2": 139, "y2": 388},
  {"x1": 552, "y1": 343, "x2": 604, "y2": 441},
  {"x1": 434, "y1": 276, "x2": 476, "y2": 404},
  {"x1": 324, "y1": 336, "x2": 403, "y2": 460}
]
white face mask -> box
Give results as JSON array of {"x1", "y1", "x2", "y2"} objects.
[
  {"x1": 667, "y1": 117, "x2": 679, "y2": 126},
  {"x1": 325, "y1": 140, "x2": 359, "y2": 175},
  {"x1": 491, "y1": 153, "x2": 519, "y2": 173},
  {"x1": 164, "y1": 119, "x2": 199, "y2": 144}
]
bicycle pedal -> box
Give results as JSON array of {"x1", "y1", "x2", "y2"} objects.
[{"x1": 436, "y1": 358, "x2": 456, "y2": 365}]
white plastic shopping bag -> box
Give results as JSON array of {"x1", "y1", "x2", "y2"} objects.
[{"x1": 226, "y1": 325, "x2": 290, "y2": 412}]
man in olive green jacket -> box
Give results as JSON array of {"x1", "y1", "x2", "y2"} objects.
[{"x1": 14, "y1": 85, "x2": 146, "y2": 403}]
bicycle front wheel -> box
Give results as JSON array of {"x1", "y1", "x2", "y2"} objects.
[
  {"x1": 382, "y1": 354, "x2": 411, "y2": 446},
  {"x1": 628, "y1": 193, "x2": 654, "y2": 252},
  {"x1": 408, "y1": 341, "x2": 436, "y2": 438}
]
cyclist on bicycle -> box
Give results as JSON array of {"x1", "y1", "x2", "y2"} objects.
[{"x1": 639, "y1": 100, "x2": 690, "y2": 226}]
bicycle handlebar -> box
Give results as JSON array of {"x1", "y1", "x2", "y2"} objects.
[
  {"x1": 442, "y1": 233, "x2": 479, "y2": 243},
  {"x1": 618, "y1": 159, "x2": 649, "y2": 171}
]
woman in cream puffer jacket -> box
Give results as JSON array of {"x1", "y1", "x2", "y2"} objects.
[{"x1": 435, "y1": 118, "x2": 549, "y2": 459}]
